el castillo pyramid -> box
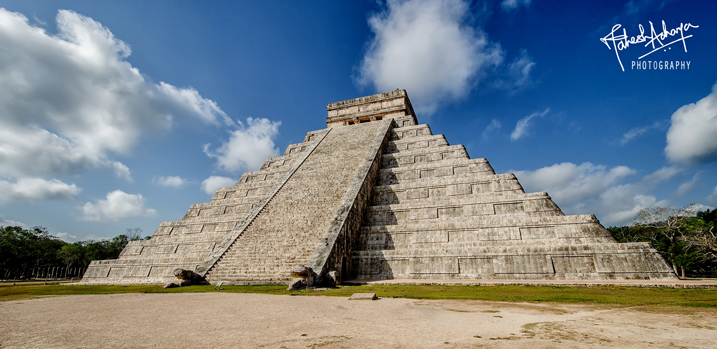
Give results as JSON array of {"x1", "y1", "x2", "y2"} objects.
[{"x1": 82, "y1": 90, "x2": 676, "y2": 285}]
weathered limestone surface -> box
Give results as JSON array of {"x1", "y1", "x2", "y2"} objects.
[
  {"x1": 82, "y1": 89, "x2": 676, "y2": 284},
  {"x1": 351, "y1": 109, "x2": 675, "y2": 280},
  {"x1": 204, "y1": 121, "x2": 384, "y2": 284},
  {"x1": 82, "y1": 132, "x2": 326, "y2": 284}
]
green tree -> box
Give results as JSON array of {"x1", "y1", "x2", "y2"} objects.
[
  {"x1": 58, "y1": 242, "x2": 85, "y2": 269},
  {"x1": 682, "y1": 209, "x2": 717, "y2": 264}
]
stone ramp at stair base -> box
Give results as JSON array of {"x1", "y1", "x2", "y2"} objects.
[{"x1": 204, "y1": 120, "x2": 389, "y2": 284}]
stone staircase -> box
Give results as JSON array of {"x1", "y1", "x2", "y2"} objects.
[
  {"x1": 351, "y1": 122, "x2": 675, "y2": 280},
  {"x1": 205, "y1": 121, "x2": 384, "y2": 284},
  {"x1": 81, "y1": 135, "x2": 321, "y2": 283}
]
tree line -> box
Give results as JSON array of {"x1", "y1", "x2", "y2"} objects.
[
  {"x1": 608, "y1": 205, "x2": 717, "y2": 278},
  {"x1": 0, "y1": 225, "x2": 146, "y2": 280}
]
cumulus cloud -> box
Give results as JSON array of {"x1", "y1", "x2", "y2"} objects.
[
  {"x1": 515, "y1": 162, "x2": 636, "y2": 205},
  {"x1": 0, "y1": 218, "x2": 26, "y2": 227},
  {"x1": 154, "y1": 175, "x2": 186, "y2": 188},
  {"x1": 597, "y1": 185, "x2": 663, "y2": 225},
  {"x1": 201, "y1": 176, "x2": 237, "y2": 195},
  {"x1": 204, "y1": 117, "x2": 280, "y2": 174},
  {"x1": 665, "y1": 82, "x2": 717, "y2": 164},
  {"x1": 0, "y1": 9, "x2": 229, "y2": 183},
  {"x1": 510, "y1": 108, "x2": 549, "y2": 141},
  {"x1": 0, "y1": 178, "x2": 81, "y2": 202},
  {"x1": 55, "y1": 232, "x2": 78, "y2": 242},
  {"x1": 620, "y1": 121, "x2": 665, "y2": 145},
  {"x1": 501, "y1": 0, "x2": 532, "y2": 11},
  {"x1": 80, "y1": 190, "x2": 157, "y2": 222},
  {"x1": 356, "y1": 0, "x2": 503, "y2": 115},
  {"x1": 513, "y1": 162, "x2": 679, "y2": 226}
]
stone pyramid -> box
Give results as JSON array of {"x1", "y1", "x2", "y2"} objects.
[{"x1": 82, "y1": 90, "x2": 676, "y2": 285}]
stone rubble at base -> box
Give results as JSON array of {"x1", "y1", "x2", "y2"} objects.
[{"x1": 81, "y1": 90, "x2": 677, "y2": 285}]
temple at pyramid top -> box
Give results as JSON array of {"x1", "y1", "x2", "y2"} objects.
[
  {"x1": 326, "y1": 89, "x2": 417, "y2": 127},
  {"x1": 81, "y1": 90, "x2": 677, "y2": 286}
]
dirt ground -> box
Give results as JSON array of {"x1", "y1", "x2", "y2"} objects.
[{"x1": 1, "y1": 293, "x2": 715, "y2": 348}]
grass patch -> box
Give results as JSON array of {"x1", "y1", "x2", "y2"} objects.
[{"x1": 1, "y1": 283, "x2": 715, "y2": 308}]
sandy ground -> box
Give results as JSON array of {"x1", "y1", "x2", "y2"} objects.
[{"x1": 1, "y1": 293, "x2": 716, "y2": 348}]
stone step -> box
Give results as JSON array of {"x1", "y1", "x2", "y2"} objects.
[
  {"x1": 385, "y1": 134, "x2": 448, "y2": 153},
  {"x1": 374, "y1": 173, "x2": 522, "y2": 194},
  {"x1": 370, "y1": 178, "x2": 536, "y2": 206},
  {"x1": 353, "y1": 242, "x2": 662, "y2": 258},
  {"x1": 377, "y1": 158, "x2": 495, "y2": 186},
  {"x1": 152, "y1": 221, "x2": 243, "y2": 237},
  {"x1": 356, "y1": 236, "x2": 616, "y2": 251},
  {"x1": 363, "y1": 208, "x2": 565, "y2": 227},
  {"x1": 282, "y1": 143, "x2": 310, "y2": 156},
  {"x1": 357, "y1": 225, "x2": 615, "y2": 247},
  {"x1": 381, "y1": 145, "x2": 469, "y2": 168},
  {"x1": 351, "y1": 242, "x2": 674, "y2": 280},
  {"x1": 361, "y1": 213, "x2": 602, "y2": 232},
  {"x1": 258, "y1": 152, "x2": 304, "y2": 168},
  {"x1": 368, "y1": 191, "x2": 560, "y2": 214},
  {"x1": 390, "y1": 115, "x2": 419, "y2": 128},
  {"x1": 390, "y1": 124, "x2": 433, "y2": 140}
]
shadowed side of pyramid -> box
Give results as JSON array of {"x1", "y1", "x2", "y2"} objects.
[{"x1": 81, "y1": 90, "x2": 676, "y2": 285}]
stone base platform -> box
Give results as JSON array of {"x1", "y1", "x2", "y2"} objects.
[{"x1": 346, "y1": 278, "x2": 717, "y2": 288}]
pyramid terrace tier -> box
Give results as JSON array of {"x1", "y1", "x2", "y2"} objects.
[
  {"x1": 356, "y1": 218, "x2": 617, "y2": 251},
  {"x1": 352, "y1": 242, "x2": 675, "y2": 280},
  {"x1": 373, "y1": 173, "x2": 526, "y2": 202}
]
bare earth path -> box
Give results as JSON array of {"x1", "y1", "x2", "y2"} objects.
[{"x1": 1, "y1": 293, "x2": 715, "y2": 348}]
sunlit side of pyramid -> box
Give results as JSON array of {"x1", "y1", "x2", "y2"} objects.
[{"x1": 82, "y1": 90, "x2": 676, "y2": 284}]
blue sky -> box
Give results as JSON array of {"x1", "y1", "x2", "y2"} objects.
[{"x1": 1, "y1": 0, "x2": 716, "y2": 241}]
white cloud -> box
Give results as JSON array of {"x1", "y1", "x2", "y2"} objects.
[
  {"x1": 515, "y1": 162, "x2": 636, "y2": 205},
  {"x1": 501, "y1": 0, "x2": 532, "y2": 11},
  {"x1": 55, "y1": 232, "x2": 78, "y2": 242},
  {"x1": 510, "y1": 108, "x2": 549, "y2": 141},
  {"x1": 673, "y1": 172, "x2": 700, "y2": 198},
  {"x1": 201, "y1": 176, "x2": 237, "y2": 195},
  {"x1": 0, "y1": 178, "x2": 81, "y2": 202},
  {"x1": 80, "y1": 190, "x2": 157, "y2": 222},
  {"x1": 356, "y1": 0, "x2": 503, "y2": 115},
  {"x1": 0, "y1": 218, "x2": 26, "y2": 227},
  {"x1": 513, "y1": 162, "x2": 677, "y2": 226},
  {"x1": 0, "y1": 9, "x2": 229, "y2": 182},
  {"x1": 620, "y1": 121, "x2": 664, "y2": 145},
  {"x1": 481, "y1": 119, "x2": 502, "y2": 142},
  {"x1": 506, "y1": 49, "x2": 535, "y2": 90},
  {"x1": 154, "y1": 175, "x2": 186, "y2": 188},
  {"x1": 707, "y1": 185, "x2": 717, "y2": 205},
  {"x1": 492, "y1": 49, "x2": 536, "y2": 92},
  {"x1": 640, "y1": 166, "x2": 682, "y2": 186},
  {"x1": 204, "y1": 117, "x2": 280, "y2": 174},
  {"x1": 597, "y1": 185, "x2": 662, "y2": 225},
  {"x1": 665, "y1": 82, "x2": 717, "y2": 164}
]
